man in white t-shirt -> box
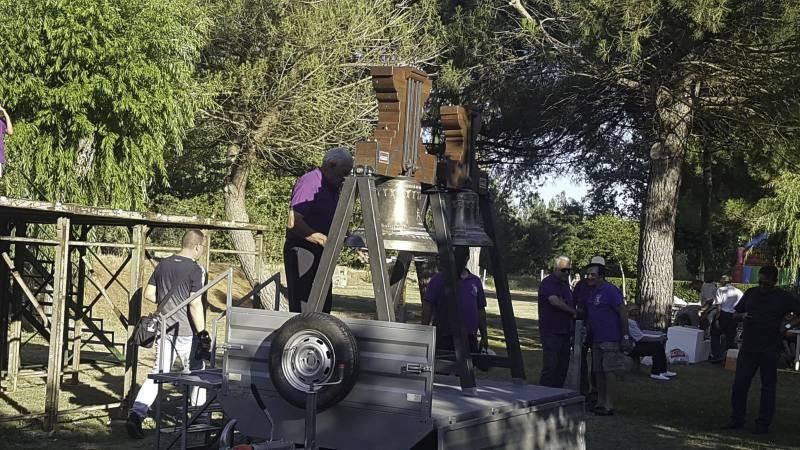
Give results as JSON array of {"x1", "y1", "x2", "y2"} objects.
[{"x1": 716, "y1": 275, "x2": 744, "y2": 352}]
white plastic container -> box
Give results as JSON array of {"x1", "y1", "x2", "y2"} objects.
[{"x1": 667, "y1": 326, "x2": 709, "y2": 364}]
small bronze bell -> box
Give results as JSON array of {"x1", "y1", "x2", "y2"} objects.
[{"x1": 450, "y1": 190, "x2": 494, "y2": 247}]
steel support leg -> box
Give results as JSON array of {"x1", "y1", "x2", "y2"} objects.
[
  {"x1": 481, "y1": 196, "x2": 526, "y2": 381},
  {"x1": 357, "y1": 176, "x2": 394, "y2": 322},
  {"x1": 307, "y1": 176, "x2": 357, "y2": 313},
  {"x1": 428, "y1": 191, "x2": 476, "y2": 391}
]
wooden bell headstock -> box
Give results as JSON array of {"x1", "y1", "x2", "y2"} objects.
[
  {"x1": 440, "y1": 105, "x2": 482, "y2": 190},
  {"x1": 355, "y1": 66, "x2": 436, "y2": 185}
]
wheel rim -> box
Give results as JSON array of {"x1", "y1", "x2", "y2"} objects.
[{"x1": 282, "y1": 330, "x2": 336, "y2": 393}]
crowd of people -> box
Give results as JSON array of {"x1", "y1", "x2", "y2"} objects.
[{"x1": 537, "y1": 255, "x2": 800, "y2": 435}]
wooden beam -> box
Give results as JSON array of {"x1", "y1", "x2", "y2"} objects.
[
  {"x1": 0, "y1": 196, "x2": 270, "y2": 232},
  {"x1": 71, "y1": 226, "x2": 90, "y2": 384},
  {"x1": 86, "y1": 247, "x2": 130, "y2": 296},
  {"x1": 122, "y1": 224, "x2": 147, "y2": 414},
  {"x1": 44, "y1": 217, "x2": 70, "y2": 432},
  {"x1": 0, "y1": 221, "x2": 10, "y2": 378},
  {"x1": 82, "y1": 256, "x2": 128, "y2": 328},
  {"x1": 2, "y1": 252, "x2": 50, "y2": 328}
]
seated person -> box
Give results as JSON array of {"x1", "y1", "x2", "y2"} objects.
[
  {"x1": 422, "y1": 247, "x2": 488, "y2": 354},
  {"x1": 627, "y1": 306, "x2": 677, "y2": 381}
]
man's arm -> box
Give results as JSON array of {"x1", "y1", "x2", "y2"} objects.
[
  {"x1": 639, "y1": 334, "x2": 667, "y2": 342},
  {"x1": 189, "y1": 295, "x2": 205, "y2": 333},
  {"x1": 548, "y1": 295, "x2": 577, "y2": 316},
  {"x1": 144, "y1": 284, "x2": 157, "y2": 304},
  {"x1": 0, "y1": 106, "x2": 12, "y2": 135},
  {"x1": 287, "y1": 209, "x2": 326, "y2": 247}
]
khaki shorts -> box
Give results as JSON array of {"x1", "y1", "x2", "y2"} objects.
[{"x1": 592, "y1": 341, "x2": 631, "y2": 373}]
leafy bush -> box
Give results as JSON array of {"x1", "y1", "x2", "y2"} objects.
[{"x1": 606, "y1": 277, "x2": 757, "y2": 303}]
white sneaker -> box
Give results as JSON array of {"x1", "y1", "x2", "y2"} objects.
[
  {"x1": 661, "y1": 371, "x2": 677, "y2": 377},
  {"x1": 650, "y1": 374, "x2": 670, "y2": 381}
]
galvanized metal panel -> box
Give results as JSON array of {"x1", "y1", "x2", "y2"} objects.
[
  {"x1": 221, "y1": 308, "x2": 437, "y2": 448},
  {"x1": 437, "y1": 397, "x2": 586, "y2": 450}
]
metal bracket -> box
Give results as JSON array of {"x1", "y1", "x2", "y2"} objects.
[
  {"x1": 401, "y1": 363, "x2": 431, "y2": 375},
  {"x1": 220, "y1": 343, "x2": 243, "y2": 351}
]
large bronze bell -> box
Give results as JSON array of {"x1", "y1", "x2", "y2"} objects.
[
  {"x1": 450, "y1": 190, "x2": 494, "y2": 247},
  {"x1": 343, "y1": 177, "x2": 438, "y2": 253},
  {"x1": 377, "y1": 177, "x2": 438, "y2": 253}
]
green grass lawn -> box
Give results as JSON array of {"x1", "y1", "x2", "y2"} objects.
[{"x1": 2, "y1": 279, "x2": 800, "y2": 449}]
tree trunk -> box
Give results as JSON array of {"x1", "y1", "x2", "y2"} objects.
[
  {"x1": 223, "y1": 143, "x2": 285, "y2": 310},
  {"x1": 636, "y1": 86, "x2": 693, "y2": 330},
  {"x1": 700, "y1": 144, "x2": 714, "y2": 280},
  {"x1": 619, "y1": 262, "x2": 626, "y2": 300}
]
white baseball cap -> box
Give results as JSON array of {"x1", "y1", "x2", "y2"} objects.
[{"x1": 590, "y1": 256, "x2": 606, "y2": 266}]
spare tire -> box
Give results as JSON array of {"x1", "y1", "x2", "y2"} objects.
[{"x1": 269, "y1": 312, "x2": 359, "y2": 411}]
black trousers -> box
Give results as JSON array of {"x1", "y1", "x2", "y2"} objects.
[
  {"x1": 718, "y1": 311, "x2": 737, "y2": 351},
  {"x1": 628, "y1": 340, "x2": 668, "y2": 375},
  {"x1": 731, "y1": 350, "x2": 779, "y2": 428},
  {"x1": 540, "y1": 332, "x2": 571, "y2": 388},
  {"x1": 283, "y1": 239, "x2": 332, "y2": 314}
]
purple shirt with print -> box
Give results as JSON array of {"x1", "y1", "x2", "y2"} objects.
[
  {"x1": 582, "y1": 280, "x2": 624, "y2": 343},
  {"x1": 0, "y1": 119, "x2": 7, "y2": 164},
  {"x1": 424, "y1": 271, "x2": 487, "y2": 336},
  {"x1": 288, "y1": 168, "x2": 339, "y2": 239},
  {"x1": 538, "y1": 273, "x2": 574, "y2": 336}
]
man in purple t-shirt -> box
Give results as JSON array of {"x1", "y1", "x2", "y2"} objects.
[
  {"x1": 422, "y1": 247, "x2": 488, "y2": 353},
  {"x1": 0, "y1": 105, "x2": 14, "y2": 176},
  {"x1": 581, "y1": 263, "x2": 629, "y2": 416},
  {"x1": 537, "y1": 255, "x2": 577, "y2": 388},
  {"x1": 283, "y1": 147, "x2": 353, "y2": 313}
]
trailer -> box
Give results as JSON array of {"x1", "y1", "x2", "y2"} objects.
[{"x1": 217, "y1": 306, "x2": 585, "y2": 449}]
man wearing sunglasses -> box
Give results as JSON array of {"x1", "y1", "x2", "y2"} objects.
[
  {"x1": 724, "y1": 266, "x2": 800, "y2": 434},
  {"x1": 537, "y1": 256, "x2": 577, "y2": 388}
]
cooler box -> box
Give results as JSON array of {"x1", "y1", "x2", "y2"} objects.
[{"x1": 667, "y1": 326, "x2": 709, "y2": 364}]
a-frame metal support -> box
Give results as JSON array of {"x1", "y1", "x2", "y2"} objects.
[
  {"x1": 306, "y1": 173, "x2": 478, "y2": 390},
  {"x1": 307, "y1": 175, "x2": 394, "y2": 322}
]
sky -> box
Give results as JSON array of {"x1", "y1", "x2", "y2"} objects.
[{"x1": 536, "y1": 174, "x2": 589, "y2": 203}]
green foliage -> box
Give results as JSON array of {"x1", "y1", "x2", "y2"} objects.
[
  {"x1": 489, "y1": 187, "x2": 585, "y2": 275},
  {"x1": 749, "y1": 172, "x2": 800, "y2": 276},
  {"x1": 151, "y1": 172, "x2": 292, "y2": 262},
  {"x1": 562, "y1": 215, "x2": 640, "y2": 276},
  {"x1": 196, "y1": 0, "x2": 443, "y2": 172},
  {"x1": 605, "y1": 277, "x2": 757, "y2": 303},
  {"x1": 0, "y1": 0, "x2": 210, "y2": 209}
]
